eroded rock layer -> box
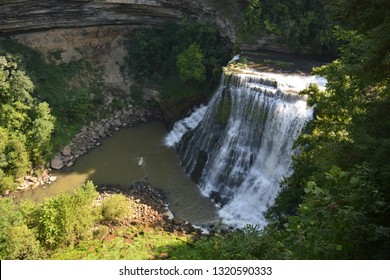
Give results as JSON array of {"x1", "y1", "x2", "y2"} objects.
[{"x1": 0, "y1": 0, "x2": 232, "y2": 37}]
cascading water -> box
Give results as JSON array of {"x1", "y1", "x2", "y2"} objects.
[{"x1": 165, "y1": 67, "x2": 325, "y2": 228}]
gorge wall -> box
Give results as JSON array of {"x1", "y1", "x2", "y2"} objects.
[
  {"x1": 0, "y1": 0, "x2": 235, "y2": 40},
  {"x1": 0, "y1": 0, "x2": 236, "y2": 109}
]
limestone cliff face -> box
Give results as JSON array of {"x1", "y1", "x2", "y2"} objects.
[
  {"x1": 0, "y1": 0, "x2": 235, "y2": 41},
  {"x1": 0, "y1": 0, "x2": 237, "y2": 124}
]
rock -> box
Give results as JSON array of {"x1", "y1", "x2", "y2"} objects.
[
  {"x1": 62, "y1": 146, "x2": 72, "y2": 156},
  {"x1": 17, "y1": 182, "x2": 30, "y2": 190},
  {"x1": 49, "y1": 176, "x2": 58, "y2": 182},
  {"x1": 114, "y1": 119, "x2": 122, "y2": 126},
  {"x1": 66, "y1": 161, "x2": 74, "y2": 168},
  {"x1": 99, "y1": 127, "x2": 105, "y2": 137},
  {"x1": 29, "y1": 176, "x2": 38, "y2": 183},
  {"x1": 42, "y1": 172, "x2": 49, "y2": 181},
  {"x1": 62, "y1": 156, "x2": 71, "y2": 163},
  {"x1": 24, "y1": 175, "x2": 33, "y2": 181},
  {"x1": 91, "y1": 132, "x2": 98, "y2": 140},
  {"x1": 51, "y1": 155, "x2": 64, "y2": 170}
]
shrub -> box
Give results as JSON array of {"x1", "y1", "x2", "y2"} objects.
[
  {"x1": 102, "y1": 194, "x2": 135, "y2": 223},
  {"x1": 176, "y1": 43, "x2": 206, "y2": 82},
  {"x1": 38, "y1": 182, "x2": 99, "y2": 249},
  {"x1": 0, "y1": 198, "x2": 42, "y2": 259}
]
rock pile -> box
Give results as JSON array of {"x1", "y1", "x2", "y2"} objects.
[
  {"x1": 96, "y1": 183, "x2": 201, "y2": 235},
  {"x1": 16, "y1": 169, "x2": 57, "y2": 191}
]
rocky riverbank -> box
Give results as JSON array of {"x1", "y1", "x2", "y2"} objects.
[
  {"x1": 96, "y1": 182, "x2": 202, "y2": 235},
  {"x1": 14, "y1": 106, "x2": 163, "y2": 193},
  {"x1": 50, "y1": 106, "x2": 163, "y2": 170}
]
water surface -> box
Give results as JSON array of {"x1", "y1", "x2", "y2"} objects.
[{"x1": 17, "y1": 122, "x2": 218, "y2": 226}]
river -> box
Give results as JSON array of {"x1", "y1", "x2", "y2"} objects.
[{"x1": 16, "y1": 122, "x2": 219, "y2": 226}]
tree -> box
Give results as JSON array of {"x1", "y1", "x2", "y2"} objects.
[
  {"x1": 0, "y1": 198, "x2": 42, "y2": 259},
  {"x1": 279, "y1": 165, "x2": 389, "y2": 259},
  {"x1": 176, "y1": 43, "x2": 206, "y2": 82},
  {"x1": 0, "y1": 55, "x2": 55, "y2": 194},
  {"x1": 265, "y1": 0, "x2": 390, "y2": 259},
  {"x1": 38, "y1": 181, "x2": 99, "y2": 249}
]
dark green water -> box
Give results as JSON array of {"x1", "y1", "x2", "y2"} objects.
[{"x1": 17, "y1": 122, "x2": 218, "y2": 226}]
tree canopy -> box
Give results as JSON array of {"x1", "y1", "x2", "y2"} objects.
[{"x1": 0, "y1": 55, "x2": 55, "y2": 193}]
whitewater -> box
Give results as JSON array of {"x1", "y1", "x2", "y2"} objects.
[{"x1": 165, "y1": 68, "x2": 325, "y2": 228}]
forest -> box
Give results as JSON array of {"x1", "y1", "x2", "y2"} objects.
[{"x1": 0, "y1": 0, "x2": 389, "y2": 259}]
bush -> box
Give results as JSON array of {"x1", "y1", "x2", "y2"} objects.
[
  {"x1": 0, "y1": 198, "x2": 42, "y2": 259},
  {"x1": 0, "y1": 55, "x2": 55, "y2": 193},
  {"x1": 38, "y1": 181, "x2": 99, "y2": 249},
  {"x1": 102, "y1": 194, "x2": 135, "y2": 223},
  {"x1": 64, "y1": 88, "x2": 94, "y2": 122},
  {"x1": 176, "y1": 43, "x2": 206, "y2": 82}
]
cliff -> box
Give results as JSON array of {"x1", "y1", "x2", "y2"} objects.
[{"x1": 0, "y1": 0, "x2": 234, "y2": 40}]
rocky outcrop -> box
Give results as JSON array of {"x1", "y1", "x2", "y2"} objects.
[
  {"x1": 0, "y1": 0, "x2": 236, "y2": 41},
  {"x1": 0, "y1": 0, "x2": 178, "y2": 35},
  {"x1": 96, "y1": 182, "x2": 202, "y2": 235},
  {"x1": 96, "y1": 182, "x2": 227, "y2": 236}
]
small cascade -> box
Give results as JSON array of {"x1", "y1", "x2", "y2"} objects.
[{"x1": 165, "y1": 70, "x2": 323, "y2": 227}]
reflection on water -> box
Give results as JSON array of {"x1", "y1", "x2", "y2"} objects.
[{"x1": 17, "y1": 122, "x2": 218, "y2": 226}]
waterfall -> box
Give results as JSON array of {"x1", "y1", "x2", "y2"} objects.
[{"x1": 165, "y1": 69, "x2": 324, "y2": 228}]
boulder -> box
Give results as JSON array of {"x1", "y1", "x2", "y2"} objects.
[
  {"x1": 62, "y1": 146, "x2": 72, "y2": 156},
  {"x1": 49, "y1": 175, "x2": 58, "y2": 182},
  {"x1": 114, "y1": 119, "x2": 122, "y2": 126},
  {"x1": 51, "y1": 155, "x2": 64, "y2": 170},
  {"x1": 99, "y1": 126, "x2": 105, "y2": 137}
]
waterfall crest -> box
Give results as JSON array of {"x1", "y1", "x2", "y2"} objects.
[{"x1": 165, "y1": 70, "x2": 323, "y2": 227}]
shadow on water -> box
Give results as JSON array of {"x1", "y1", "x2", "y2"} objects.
[{"x1": 16, "y1": 122, "x2": 218, "y2": 227}]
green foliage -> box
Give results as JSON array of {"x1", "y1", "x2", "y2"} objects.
[
  {"x1": 63, "y1": 88, "x2": 94, "y2": 122},
  {"x1": 237, "y1": 0, "x2": 337, "y2": 54},
  {"x1": 265, "y1": 0, "x2": 390, "y2": 259},
  {"x1": 0, "y1": 39, "x2": 104, "y2": 155},
  {"x1": 27, "y1": 102, "x2": 55, "y2": 165},
  {"x1": 130, "y1": 83, "x2": 144, "y2": 105},
  {"x1": 168, "y1": 225, "x2": 286, "y2": 260},
  {"x1": 51, "y1": 225, "x2": 190, "y2": 260},
  {"x1": 241, "y1": 0, "x2": 262, "y2": 32},
  {"x1": 0, "y1": 198, "x2": 42, "y2": 259},
  {"x1": 38, "y1": 181, "x2": 99, "y2": 249},
  {"x1": 278, "y1": 165, "x2": 390, "y2": 259},
  {"x1": 176, "y1": 43, "x2": 206, "y2": 82},
  {"x1": 102, "y1": 194, "x2": 135, "y2": 223},
  {"x1": 326, "y1": 0, "x2": 390, "y2": 81},
  {"x1": 127, "y1": 19, "x2": 229, "y2": 102},
  {"x1": 0, "y1": 183, "x2": 196, "y2": 260},
  {"x1": 0, "y1": 55, "x2": 55, "y2": 193},
  {"x1": 127, "y1": 27, "x2": 163, "y2": 80}
]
